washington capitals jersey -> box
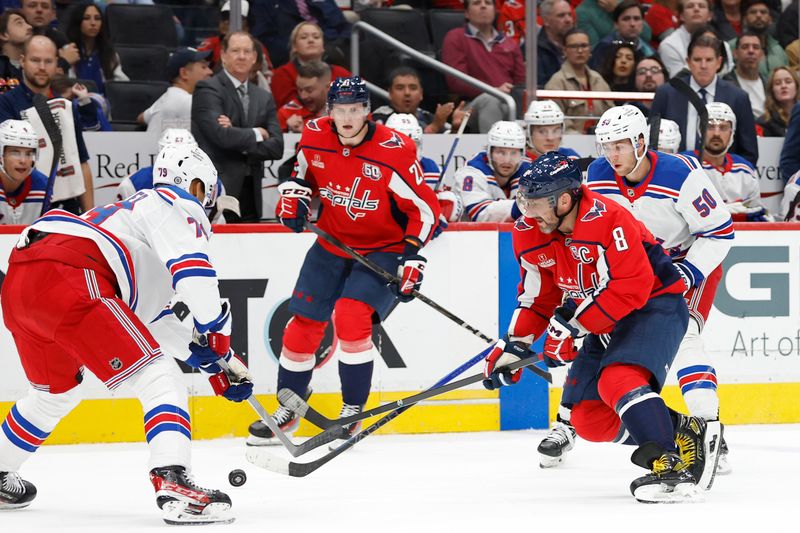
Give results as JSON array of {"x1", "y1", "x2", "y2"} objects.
[
  {"x1": 680, "y1": 151, "x2": 764, "y2": 212},
  {"x1": 586, "y1": 151, "x2": 733, "y2": 286},
  {"x1": 20, "y1": 186, "x2": 226, "y2": 332},
  {"x1": 526, "y1": 146, "x2": 580, "y2": 162},
  {"x1": 421, "y1": 156, "x2": 441, "y2": 190},
  {"x1": 508, "y1": 187, "x2": 685, "y2": 342},
  {"x1": 453, "y1": 151, "x2": 530, "y2": 222},
  {"x1": 292, "y1": 118, "x2": 440, "y2": 256},
  {"x1": 0, "y1": 169, "x2": 47, "y2": 225}
]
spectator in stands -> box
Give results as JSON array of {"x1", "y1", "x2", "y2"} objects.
[
  {"x1": 441, "y1": 0, "x2": 524, "y2": 133},
  {"x1": 777, "y1": 0, "x2": 798, "y2": 49},
  {"x1": 630, "y1": 55, "x2": 667, "y2": 115},
  {"x1": 63, "y1": 3, "x2": 128, "y2": 96},
  {"x1": 735, "y1": 0, "x2": 786, "y2": 80},
  {"x1": 537, "y1": 0, "x2": 574, "y2": 88},
  {"x1": 497, "y1": 0, "x2": 526, "y2": 45},
  {"x1": 576, "y1": 0, "x2": 653, "y2": 47},
  {"x1": 21, "y1": 0, "x2": 69, "y2": 48},
  {"x1": 659, "y1": 0, "x2": 713, "y2": 77},
  {"x1": 646, "y1": 0, "x2": 680, "y2": 49},
  {"x1": 590, "y1": 1, "x2": 654, "y2": 71},
  {"x1": 191, "y1": 31, "x2": 283, "y2": 222},
  {"x1": 544, "y1": 28, "x2": 613, "y2": 134},
  {"x1": 758, "y1": 66, "x2": 800, "y2": 137},
  {"x1": 277, "y1": 60, "x2": 329, "y2": 133},
  {"x1": 0, "y1": 35, "x2": 95, "y2": 213},
  {"x1": 138, "y1": 47, "x2": 212, "y2": 133},
  {"x1": 650, "y1": 32, "x2": 758, "y2": 163},
  {"x1": 723, "y1": 31, "x2": 766, "y2": 119},
  {"x1": 712, "y1": 0, "x2": 741, "y2": 41},
  {"x1": 599, "y1": 41, "x2": 642, "y2": 102},
  {"x1": 250, "y1": 0, "x2": 351, "y2": 69},
  {"x1": 787, "y1": 39, "x2": 800, "y2": 71},
  {"x1": 250, "y1": 37, "x2": 273, "y2": 91},
  {"x1": 270, "y1": 21, "x2": 350, "y2": 109},
  {"x1": 51, "y1": 75, "x2": 111, "y2": 132},
  {"x1": 372, "y1": 66, "x2": 466, "y2": 134},
  {"x1": 1, "y1": 9, "x2": 31, "y2": 92}
]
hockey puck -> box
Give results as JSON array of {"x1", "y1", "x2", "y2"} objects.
[{"x1": 228, "y1": 469, "x2": 247, "y2": 487}]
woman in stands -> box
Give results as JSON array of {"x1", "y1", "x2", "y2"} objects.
[
  {"x1": 64, "y1": 3, "x2": 128, "y2": 96},
  {"x1": 757, "y1": 66, "x2": 800, "y2": 137},
  {"x1": 270, "y1": 21, "x2": 350, "y2": 108},
  {"x1": 599, "y1": 41, "x2": 641, "y2": 104}
]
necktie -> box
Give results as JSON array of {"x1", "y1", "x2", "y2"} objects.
[
  {"x1": 696, "y1": 87, "x2": 708, "y2": 148},
  {"x1": 237, "y1": 84, "x2": 249, "y2": 123}
]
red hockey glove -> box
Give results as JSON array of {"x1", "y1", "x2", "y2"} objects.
[
  {"x1": 543, "y1": 306, "x2": 582, "y2": 366},
  {"x1": 276, "y1": 179, "x2": 312, "y2": 233},
  {"x1": 436, "y1": 189, "x2": 463, "y2": 222},
  {"x1": 395, "y1": 254, "x2": 426, "y2": 302}
]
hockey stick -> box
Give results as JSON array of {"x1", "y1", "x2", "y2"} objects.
[
  {"x1": 649, "y1": 114, "x2": 661, "y2": 152},
  {"x1": 306, "y1": 224, "x2": 552, "y2": 382},
  {"x1": 32, "y1": 94, "x2": 63, "y2": 216},
  {"x1": 245, "y1": 355, "x2": 539, "y2": 477},
  {"x1": 668, "y1": 78, "x2": 709, "y2": 154},
  {"x1": 432, "y1": 109, "x2": 471, "y2": 192}
]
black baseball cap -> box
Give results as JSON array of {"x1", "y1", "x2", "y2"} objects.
[{"x1": 167, "y1": 47, "x2": 212, "y2": 80}]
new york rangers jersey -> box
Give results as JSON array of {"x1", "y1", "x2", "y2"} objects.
[
  {"x1": 680, "y1": 151, "x2": 764, "y2": 210},
  {"x1": 421, "y1": 156, "x2": 441, "y2": 189},
  {"x1": 0, "y1": 169, "x2": 48, "y2": 225},
  {"x1": 526, "y1": 146, "x2": 580, "y2": 162},
  {"x1": 292, "y1": 118, "x2": 440, "y2": 255},
  {"x1": 19, "y1": 186, "x2": 226, "y2": 332},
  {"x1": 508, "y1": 187, "x2": 684, "y2": 342},
  {"x1": 782, "y1": 170, "x2": 800, "y2": 221},
  {"x1": 453, "y1": 151, "x2": 530, "y2": 222},
  {"x1": 586, "y1": 151, "x2": 733, "y2": 285}
]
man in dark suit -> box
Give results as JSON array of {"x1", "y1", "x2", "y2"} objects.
[
  {"x1": 192, "y1": 31, "x2": 283, "y2": 222},
  {"x1": 650, "y1": 33, "x2": 758, "y2": 165}
]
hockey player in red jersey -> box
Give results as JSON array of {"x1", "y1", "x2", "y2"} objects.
[
  {"x1": 247, "y1": 76, "x2": 440, "y2": 445},
  {"x1": 483, "y1": 152, "x2": 723, "y2": 503},
  {"x1": 0, "y1": 144, "x2": 251, "y2": 524}
]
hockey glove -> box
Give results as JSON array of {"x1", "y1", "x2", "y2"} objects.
[
  {"x1": 432, "y1": 215, "x2": 448, "y2": 240},
  {"x1": 276, "y1": 179, "x2": 312, "y2": 233},
  {"x1": 482, "y1": 338, "x2": 533, "y2": 390},
  {"x1": 673, "y1": 262, "x2": 695, "y2": 293},
  {"x1": 187, "y1": 343, "x2": 253, "y2": 403},
  {"x1": 194, "y1": 302, "x2": 232, "y2": 357},
  {"x1": 436, "y1": 189, "x2": 463, "y2": 222},
  {"x1": 543, "y1": 306, "x2": 582, "y2": 367}
]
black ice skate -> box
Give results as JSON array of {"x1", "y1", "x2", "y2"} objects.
[
  {"x1": 537, "y1": 415, "x2": 577, "y2": 468},
  {"x1": 630, "y1": 444, "x2": 701, "y2": 504},
  {"x1": 149, "y1": 466, "x2": 233, "y2": 525},
  {"x1": 246, "y1": 389, "x2": 312, "y2": 446},
  {"x1": 674, "y1": 415, "x2": 723, "y2": 490},
  {"x1": 328, "y1": 403, "x2": 364, "y2": 451},
  {"x1": 0, "y1": 471, "x2": 36, "y2": 510}
]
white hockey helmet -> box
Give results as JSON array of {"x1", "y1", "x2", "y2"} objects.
[
  {"x1": 657, "y1": 119, "x2": 681, "y2": 154},
  {"x1": 706, "y1": 102, "x2": 736, "y2": 151},
  {"x1": 524, "y1": 100, "x2": 565, "y2": 127},
  {"x1": 0, "y1": 119, "x2": 40, "y2": 173},
  {"x1": 153, "y1": 144, "x2": 218, "y2": 208},
  {"x1": 595, "y1": 105, "x2": 649, "y2": 173},
  {"x1": 487, "y1": 120, "x2": 526, "y2": 152},
  {"x1": 158, "y1": 128, "x2": 198, "y2": 151},
  {"x1": 385, "y1": 113, "x2": 423, "y2": 144}
]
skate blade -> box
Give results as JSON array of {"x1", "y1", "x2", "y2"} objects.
[
  {"x1": 715, "y1": 453, "x2": 732, "y2": 476},
  {"x1": 699, "y1": 421, "x2": 723, "y2": 491},
  {"x1": 161, "y1": 501, "x2": 235, "y2": 526},
  {"x1": 245, "y1": 435, "x2": 285, "y2": 447},
  {"x1": 539, "y1": 454, "x2": 565, "y2": 469},
  {"x1": 0, "y1": 501, "x2": 34, "y2": 510},
  {"x1": 633, "y1": 482, "x2": 704, "y2": 504}
]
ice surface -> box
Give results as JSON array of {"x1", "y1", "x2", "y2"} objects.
[{"x1": 4, "y1": 425, "x2": 797, "y2": 532}]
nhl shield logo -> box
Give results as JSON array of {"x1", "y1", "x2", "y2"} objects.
[{"x1": 109, "y1": 357, "x2": 123, "y2": 371}]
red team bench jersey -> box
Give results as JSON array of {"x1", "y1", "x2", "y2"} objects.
[
  {"x1": 509, "y1": 187, "x2": 684, "y2": 342},
  {"x1": 292, "y1": 118, "x2": 440, "y2": 256}
]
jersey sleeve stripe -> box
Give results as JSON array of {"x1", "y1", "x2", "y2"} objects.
[
  {"x1": 467, "y1": 200, "x2": 493, "y2": 220},
  {"x1": 673, "y1": 153, "x2": 699, "y2": 170},
  {"x1": 387, "y1": 171, "x2": 436, "y2": 242},
  {"x1": 694, "y1": 218, "x2": 734, "y2": 239}
]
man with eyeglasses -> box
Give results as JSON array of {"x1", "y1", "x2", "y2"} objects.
[
  {"x1": 589, "y1": 0, "x2": 656, "y2": 71},
  {"x1": 630, "y1": 57, "x2": 666, "y2": 115}
]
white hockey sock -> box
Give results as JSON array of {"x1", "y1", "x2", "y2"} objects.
[
  {"x1": 674, "y1": 320, "x2": 720, "y2": 421},
  {"x1": 0, "y1": 387, "x2": 81, "y2": 472},
  {"x1": 126, "y1": 357, "x2": 191, "y2": 470}
]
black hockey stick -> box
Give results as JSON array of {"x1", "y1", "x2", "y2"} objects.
[
  {"x1": 306, "y1": 224, "x2": 552, "y2": 382},
  {"x1": 649, "y1": 113, "x2": 661, "y2": 152},
  {"x1": 246, "y1": 355, "x2": 539, "y2": 477},
  {"x1": 668, "y1": 78, "x2": 709, "y2": 153},
  {"x1": 433, "y1": 109, "x2": 471, "y2": 192},
  {"x1": 32, "y1": 94, "x2": 63, "y2": 216}
]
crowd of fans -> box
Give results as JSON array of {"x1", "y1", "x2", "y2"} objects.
[{"x1": 0, "y1": 0, "x2": 799, "y2": 223}]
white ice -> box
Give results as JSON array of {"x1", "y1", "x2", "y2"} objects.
[{"x1": 4, "y1": 425, "x2": 797, "y2": 532}]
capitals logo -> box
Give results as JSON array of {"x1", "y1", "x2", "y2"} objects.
[
  {"x1": 514, "y1": 217, "x2": 535, "y2": 231},
  {"x1": 319, "y1": 177, "x2": 379, "y2": 220},
  {"x1": 581, "y1": 198, "x2": 606, "y2": 222},
  {"x1": 379, "y1": 132, "x2": 405, "y2": 149},
  {"x1": 305, "y1": 119, "x2": 322, "y2": 132}
]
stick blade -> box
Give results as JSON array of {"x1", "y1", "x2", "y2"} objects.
[
  {"x1": 278, "y1": 388, "x2": 308, "y2": 416},
  {"x1": 245, "y1": 446, "x2": 290, "y2": 475}
]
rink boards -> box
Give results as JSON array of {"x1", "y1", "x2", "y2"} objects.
[{"x1": 0, "y1": 223, "x2": 799, "y2": 445}]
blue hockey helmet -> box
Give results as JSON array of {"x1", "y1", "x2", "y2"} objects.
[
  {"x1": 518, "y1": 151, "x2": 582, "y2": 202},
  {"x1": 327, "y1": 76, "x2": 370, "y2": 109}
]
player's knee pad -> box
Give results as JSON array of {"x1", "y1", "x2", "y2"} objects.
[
  {"x1": 16, "y1": 386, "x2": 83, "y2": 432},
  {"x1": 281, "y1": 315, "x2": 328, "y2": 372},
  {"x1": 332, "y1": 298, "x2": 374, "y2": 342},
  {"x1": 571, "y1": 400, "x2": 620, "y2": 443},
  {"x1": 675, "y1": 318, "x2": 705, "y2": 366},
  {"x1": 597, "y1": 364, "x2": 651, "y2": 410},
  {"x1": 127, "y1": 357, "x2": 188, "y2": 413}
]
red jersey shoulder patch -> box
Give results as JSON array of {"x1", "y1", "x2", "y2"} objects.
[
  {"x1": 581, "y1": 198, "x2": 607, "y2": 222},
  {"x1": 379, "y1": 131, "x2": 406, "y2": 149}
]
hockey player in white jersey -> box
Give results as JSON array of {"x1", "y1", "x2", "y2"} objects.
[
  {"x1": 781, "y1": 170, "x2": 800, "y2": 221},
  {"x1": 536, "y1": 105, "x2": 733, "y2": 472},
  {"x1": 453, "y1": 120, "x2": 530, "y2": 222},
  {"x1": 385, "y1": 112, "x2": 463, "y2": 224},
  {"x1": 524, "y1": 100, "x2": 579, "y2": 162},
  {"x1": 680, "y1": 102, "x2": 771, "y2": 222},
  {"x1": 0, "y1": 119, "x2": 48, "y2": 225},
  {"x1": 0, "y1": 144, "x2": 252, "y2": 524},
  {"x1": 657, "y1": 119, "x2": 681, "y2": 154}
]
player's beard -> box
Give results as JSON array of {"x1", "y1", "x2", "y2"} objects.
[{"x1": 705, "y1": 138, "x2": 726, "y2": 157}]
